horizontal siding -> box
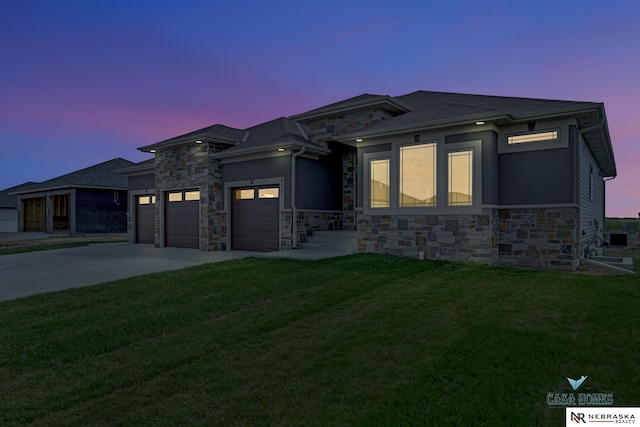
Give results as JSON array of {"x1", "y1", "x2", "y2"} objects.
[{"x1": 579, "y1": 137, "x2": 605, "y2": 253}]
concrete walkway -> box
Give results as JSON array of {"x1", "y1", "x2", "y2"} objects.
[{"x1": 0, "y1": 242, "x2": 355, "y2": 302}]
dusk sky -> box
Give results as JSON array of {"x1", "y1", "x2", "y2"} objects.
[{"x1": 1, "y1": 1, "x2": 638, "y2": 217}]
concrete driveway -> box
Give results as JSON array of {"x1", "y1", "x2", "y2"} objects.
[{"x1": 0, "y1": 242, "x2": 351, "y2": 302}]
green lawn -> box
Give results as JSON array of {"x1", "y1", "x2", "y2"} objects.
[
  {"x1": 0, "y1": 242, "x2": 89, "y2": 256},
  {"x1": 1, "y1": 254, "x2": 638, "y2": 426}
]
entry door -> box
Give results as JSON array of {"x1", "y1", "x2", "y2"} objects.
[{"x1": 232, "y1": 186, "x2": 279, "y2": 251}]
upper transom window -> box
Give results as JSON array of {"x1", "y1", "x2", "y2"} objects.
[{"x1": 507, "y1": 130, "x2": 559, "y2": 145}]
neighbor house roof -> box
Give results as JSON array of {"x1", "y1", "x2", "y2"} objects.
[
  {"x1": 11, "y1": 158, "x2": 135, "y2": 195},
  {"x1": 115, "y1": 158, "x2": 155, "y2": 175},
  {"x1": 0, "y1": 182, "x2": 38, "y2": 208}
]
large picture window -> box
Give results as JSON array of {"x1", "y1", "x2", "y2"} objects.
[
  {"x1": 370, "y1": 159, "x2": 390, "y2": 208},
  {"x1": 399, "y1": 143, "x2": 436, "y2": 207},
  {"x1": 447, "y1": 150, "x2": 473, "y2": 206}
]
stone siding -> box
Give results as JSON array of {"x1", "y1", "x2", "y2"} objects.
[
  {"x1": 296, "y1": 210, "x2": 344, "y2": 243},
  {"x1": 357, "y1": 210, "x2": 497, "y2": 263},
  {"x1": 306, "y1": 108, "x2": 396, "y2": 142},
  {"x1": 357, "y1": 207, "x2": 579, "y2": 271},
  {"x1": 496, "y1": 207, "x2": 578, "y2": 271},
  {"x1": 342, "y1": 147, "x2": 357, "y2": 230}
]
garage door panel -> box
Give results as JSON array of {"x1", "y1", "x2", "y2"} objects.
[
  {"x1": 165, "y1": 192, "x2": 199, "y2": 249},
  {"x1": 135, "y1": 195, "x2": 155, "y2": 244}
]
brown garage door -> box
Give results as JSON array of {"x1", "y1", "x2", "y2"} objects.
[
  {"x1": 165, "y1": 190, "x2": 200, "y2": 249},
  {"x1": 232, "y1": 186, "x2": 279, "y2": 251},
  {"x1": 23, "y1": 197, "x2": 44, "y2": 231},
  {"x1": 136, "y1": 194, "x2": 155, "y2": 244}
]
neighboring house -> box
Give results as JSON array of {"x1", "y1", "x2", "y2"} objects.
[
  {"x1": 11, "y1": 158, "x2": 134, "y2": 234},
  {"x1": 120, "y1": 90, "x2": 616, "y2": 271},
  {"x1": 0, "y1": 182, "x2": 37, "y2": 232}
]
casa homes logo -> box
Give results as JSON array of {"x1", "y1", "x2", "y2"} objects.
[
  {"x1": 547, "y1": 375, "x2": 614, "y2": 407},
  {"x1": 565, "y1": 407, "x2": 639, "y2": 425}
]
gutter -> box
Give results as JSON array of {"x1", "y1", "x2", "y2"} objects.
[{"x1": 291, "y1": 146, "x2": 306, "y2": 249}]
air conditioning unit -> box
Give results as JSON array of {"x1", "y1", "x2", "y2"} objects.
[{"x1": 609, "y1": 232, "x2": 628, "y2": 247}]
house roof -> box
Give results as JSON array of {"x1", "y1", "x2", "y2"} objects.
[
  {"x1": 211, "y1": 117, "x2": 329, "y2": 159},
  {"x1": 290, "y1": 93, "x2": 411, "y2": 123},
  {"x1": 137, "y1": 89, "x2": 616, "y2": 177},
  {"x1": 332, "y1": 91, "x2": 616, "y2": 177},
  {"x1": 11, "y1": 158, "x2": 135, "y2": 195},
  {"x1": 139, "y1": 124, "x2": 247, "y2": 152},
  {"x1": 0, "y1": 182, "x2": 38, "y2": 208}
]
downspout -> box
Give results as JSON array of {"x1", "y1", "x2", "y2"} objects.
[{"x1": 291, "y1": 146, "x2": 306, "y2": 249}]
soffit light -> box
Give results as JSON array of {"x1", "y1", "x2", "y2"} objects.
[
  {"x1": 475, "y1": 121, "x2": 485, "y2": 125},
  {"x1": 277, "y1": 148, "x2": 285, "y2": 152},
  {"x1": 195, "y1": 140, "x2": 203, "y2": 144},
  {"x1": 355, "y1": 138, "x2": 363, "y2": 142},
  {"x1": 149, "y1": 149, "x2": 156, "y2": 153}
]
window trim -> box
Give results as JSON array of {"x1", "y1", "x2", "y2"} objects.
[
  {"x1": 363, "y1": 152, "x2": 392, "y2": 212},
  {"x1": 446, "y1": 147, "x2": 475, "y2": 208},
  {"x1": 399, "y1": 141, "x2": 437, "y2": 208},
  {"x1": 499, "y1": 120, "x2": 571, "y2": 154},
  {"x1": 362, "y1": 137, "x2": 482, "y2": 215}
]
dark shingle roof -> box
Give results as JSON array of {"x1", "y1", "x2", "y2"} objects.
[
  {"x1": 11, "y1": 158, "x2": 135, "y2": 195},
  {"x1": 213, "y1": 117, "x2": 328, "y2": 158},
  {"x1": 139, "y1": 124, "x2": 247, "y2": 152},
  {"x1": 0, "y1": 182, "x2": 38, "y2": 208}
]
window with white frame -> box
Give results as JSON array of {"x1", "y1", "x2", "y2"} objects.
[
  {"x1": 364, "y1": 138, "x2": 481, "y2": 213},
  {"x1": 399, "y1": 143, "x2": 436, "y2": 207},
  {"x1": 370, "y1": 158, "x2": 390, "y2": 208},
  {"x1": 447, "y1": 149, "x2": 473, "y2": 206},
  {"x1": 507, "y1": 130, "x2": 559, "y2": 145}
]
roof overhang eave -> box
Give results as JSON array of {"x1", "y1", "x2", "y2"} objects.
[
  {"x1": 10, "y1": 184, "x2": 128, "y2": 196},
  {"x1": 211, "y1": 142, "x2": 330, "y2": 159},
  {"x1": 335, "y1": 111, "x2": 518, "y2": 142},
  {"x1": 138, "y1": 133, "x2": 241, "y2": 153}
]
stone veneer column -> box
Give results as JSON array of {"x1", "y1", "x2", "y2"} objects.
[
  {"x1": 343, "y1": 147, "x2": 356, "y2": 230},
  {"x1": 154, "y1": 143, "x2": 226, "y2": 251}
]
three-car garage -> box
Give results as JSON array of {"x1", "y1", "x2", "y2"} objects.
[{"x1": 133, "y1": 186, "x2": 280, "y2": 252}]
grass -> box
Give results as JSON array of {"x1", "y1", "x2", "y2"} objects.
[
  {"x1": 0, "y1": 254, "x2": 638, "y2": 426},
  {"x1": 0, "y1": 241, "x2": 89, "y2": 256}
]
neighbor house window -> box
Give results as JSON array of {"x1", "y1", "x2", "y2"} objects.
[
  {"x1": 370, "y1": 159, "x2": 390, "y2": 208},
  {"x1": 399, "y1": 143, "x2": 436, "y2": 207},
  {"x1": 507, "y1": 130, "x2": 558, "y2": 145},
  {"x1": 448, "y1": 150, "x2": 473, "y2": 206}
]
